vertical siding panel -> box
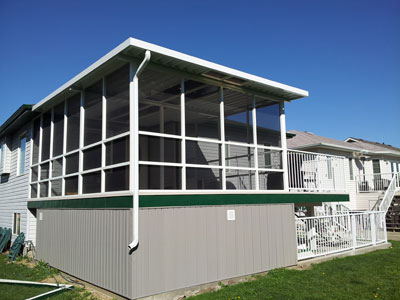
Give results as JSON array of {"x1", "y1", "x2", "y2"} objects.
[
  {"x1": 205, "y1": 207, "x2": 218, "y2": 282},
  {"x1": 36, "y1": 204, "x2": 296, "y2": 299}
]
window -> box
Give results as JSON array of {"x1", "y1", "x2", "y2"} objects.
[
  {"x1": 0, "y1": 142, "x2": 4, "y2": 166},
  {"x1": 66, "y1": 94, "x2": 81, "y2": 152},
  {"x1": 349, "y1": 158, "x2": 354, "y2": 180},
  {"x1": 18, "y1": 135, "x2": 27, "y2": 175},
  {"x1": 30, "y1": 64, "x2": 132, "y2": 199},
  {"x1": 372, "y1": 159, "x2": 381, "y2": 180},
  {"x1": 139, "y1": 68, "x2": 182, "y2": 135},
  {"x1": 186, "y1": 168, "x2": 221, "y2": 190},
  {"x1": 32, "y1": 118, "x2": 40, "y2": 164},
  {"x1": 30, "y1": 66, "x2": 287, "y2": 196},
  {"x1": 255, "y1": 100, "x2": 281, "y2": 147},
  {"x1": 327, "y1": 158, "x2": 332, "y2": 179},
  {"x1": 12, "y1": 213, "x2": 21, "y2": 235},
  {"x1": 53, "y1": 102, "x2": 64, "y2": 157},
  {"x1": 106, "y1": 64, "x2": 130, "y2": 138},
  {"x1": 224, "y1": 89, "x2": 253, "y2": 144},
  {"x1": 41, "y1": 112, "x2": 51, "y2": 161},
  {"x1": 185, "y1": 81, "x2": 220, "y2": 140},
  {"x1": 84, "y1": 81, "x2": 102, "y2": 146}
]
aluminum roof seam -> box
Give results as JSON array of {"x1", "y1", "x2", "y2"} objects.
[{"x1": 33, "y1": 38, "x2": 308, "y2": 111}]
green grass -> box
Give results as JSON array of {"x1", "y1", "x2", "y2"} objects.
[
  {"x1": 0, "y1": 254, "x2": 96, "y2": 300},
  {"x1": 189, "y1": 241, "x2": 400, "y2": 300}
]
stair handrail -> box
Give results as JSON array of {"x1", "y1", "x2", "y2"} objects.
[{"x1": 378, "y1": 172, "x2": 399, "y2": 213}]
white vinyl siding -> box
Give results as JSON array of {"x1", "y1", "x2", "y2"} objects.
[{"x1": 0, "y1": 124, "x2": 33, "y2": 243}]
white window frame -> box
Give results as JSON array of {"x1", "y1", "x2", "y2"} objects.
[
  {"x1": 12, "y1": 212, "x2": 21, "y2": 235},
  {"x1": 349, "y1": 158, "x2": 354, "y2": 180},
  {"x1": 17, "y1": 134, "x2": 27, "y2": 176},
  {"x1": 29, "y1": 65, "x2": 288, "y2": 198}
]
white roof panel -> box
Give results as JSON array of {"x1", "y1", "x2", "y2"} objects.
[{"x1": 33, "y1": 38, "x2": 309, "y2": 111}]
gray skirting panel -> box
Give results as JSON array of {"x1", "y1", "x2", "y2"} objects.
[{"x1": 36, "y1": 204, "x2": 297, "y2": 299}]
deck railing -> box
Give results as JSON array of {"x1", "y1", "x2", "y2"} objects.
[
  {"x1": 295, "y1": 211, "x2": 387, "y2": 260},
  {"x1": 379, "y1": 173, "x2": 399, "y2": 213},
  {"x1": 355, "y1": 172, "x2": 399, "y2": 193},
  {"x1": 287, "y1": 149, "x2": 346, "y2": 193}
]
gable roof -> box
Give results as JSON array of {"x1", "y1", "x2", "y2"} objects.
[
  {"x1": 345, "y1": 137, "x2": 400, "y2": 153},
  {"x1": 287, "y1": 130, "x2": 400, "y2": 157}
]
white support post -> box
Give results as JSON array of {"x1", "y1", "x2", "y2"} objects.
[
  {"x1": 220, "y1": 87, "x2": 226, "y2": 190},
  {"x1": 28, "y1": 121, "x2": 34, "y2": 199},
  {"x1": 160, "y1": 105, "x2": 165, "y2": 189},
  {"x1": 370, "y1": 213, "x2": 376, "y2": 245},
  {"x1": 181, "y1": 80, "x2": 186, "y2": 190},
  {"x1": 78, "y1": 91, "x2": 85, "y2": 195},
  {"x1": 38, "y1": 115, "x2": 43, "y2": 196},
  {"x1": 383, "y1": 212, "x2": 388, "y2": 242},
  {"x1": 351, "y1": 215, "x2": 357, "y2": 249},
  {"x1": 252, "y1": 97, "x2": 259, "y2": 190},
  {"x1": 101, "y1": 77, "x2": 107, "y2": 193},
  {"x1": 62, "y1": 101, "x2": 67, "y2": 196},
  {"x1": 49, "y1": 108, "x2": 54, "y2": 197},
  {"x1": 279, "y1": 101, "x2": 289, "y2": 191}
]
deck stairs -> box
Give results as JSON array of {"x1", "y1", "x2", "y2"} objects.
[{"x1": 374, "y1": 173, "x2": 400, "y2": 231}]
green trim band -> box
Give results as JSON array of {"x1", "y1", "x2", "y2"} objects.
[
  {"x1": 27, "y1": 193, "x2": 349, "y2": 209},
  {"x1": 28, "y1": 196, "x2": 133, "y2": 209}
]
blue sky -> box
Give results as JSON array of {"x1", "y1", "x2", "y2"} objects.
[{"x1": 1, "y1": 0, "x2": 399, "y2": 146}]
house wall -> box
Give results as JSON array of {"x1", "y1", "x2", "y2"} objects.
[
  {"x1": 298, "y1": 146, "x2": 400, "y2": 211},
  {"x1": 0, "y1": 124, "x2": 35, "y2": 243},
  {"x1": 36, "y1": 203, "x2": 297, "y2": 299}
]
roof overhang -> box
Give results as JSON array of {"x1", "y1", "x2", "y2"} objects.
[
  {"x1": 290, "y1": 143, "x2": 400, "y2": 158},
  {"x1": 0, "y1": 105, "x2": 37, "y2": 139},
  {"x1": 33, "y1": 38, "x2": 309, "y2": 113}
]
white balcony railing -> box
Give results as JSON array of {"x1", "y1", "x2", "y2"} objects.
[
  {"x1": 296, "y1": 211, "x2": 387, "y2": 260},
  {"x1": 288, "y1": 149, "x2": 346, "y2": 193},
  {"x1": 356, "y1": 172, "x2": 398, "y2": 193}
]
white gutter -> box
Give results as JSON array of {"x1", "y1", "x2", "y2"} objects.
[{"x1": 128, "y1": 50, "x2": 151, "y2": 251}]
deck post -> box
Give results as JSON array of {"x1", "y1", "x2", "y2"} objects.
[
  {"x1": 370, "y1": 213, "x2": 376, "y2": 245},
  {"x1": 279, "y1": 101, "x2": 289, "y2": 191}
]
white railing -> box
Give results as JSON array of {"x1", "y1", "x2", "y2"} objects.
[
  {"x1": 379, "y1": 173, "x2": 399, "y2": 213},
  {"x1": 314, "y1": 203, "x2": 353, "y2": 216},
  {"x1": 296, "y1": 211, "x2": 387, "y2": 260},
  {"x1": 356, "y1": 172, "x2": 398, "y2": 192},
  {"x1": 288, "y1": 149, "x2": 346, "y2": 193}
]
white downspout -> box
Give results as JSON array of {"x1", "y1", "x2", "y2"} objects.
[{"x1": 128, "y1": 50, "x2": 151, "y2": 251}]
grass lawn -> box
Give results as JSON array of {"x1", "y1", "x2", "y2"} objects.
[
  {"x1": 0, "y1": 254, "x2": 95, "y2": 300},
  {"x1": 189, "y1": 241, "x2": 400, "y2": 300}
]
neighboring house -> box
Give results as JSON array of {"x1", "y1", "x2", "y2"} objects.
[
  {"x1": 0, "y1": 105, "x2": 38, "y2": 244},
  {"x1": 0, "y1": 38, "x2": 353, "y2": 299},
  {"x1": 287, "y1": 130, "x2": 400, "y2": 212}
]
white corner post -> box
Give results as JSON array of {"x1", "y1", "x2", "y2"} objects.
[
  {"x1": 128, "y1": 50, "x2": 151, "y2": 251},
  {"x1": 181, "y1": 79, "x2": 186, "y2": 190},
  {"x1": 370, "y1": 212, "x2": 376, "y2": 245},
  {"x1": 279, "y1": 101, "x2": 289, "y2": 191},
  {"x1": 252, "y1": 97, "x2": 259, "y2": 190}
]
